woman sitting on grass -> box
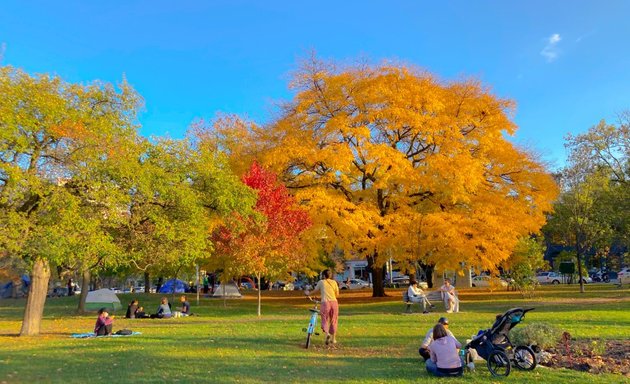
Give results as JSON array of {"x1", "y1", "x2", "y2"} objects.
[
  {"x1": 151, "y1": 297, "x2": 172, "y2": 318},
  {"x1": 94, "y1": 308, "x2": 114, "y2": 336},
  {"x1": 427, "y1": 323, "x2": 463, "y2": 377}
]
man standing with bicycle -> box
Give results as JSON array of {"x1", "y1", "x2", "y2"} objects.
[{"x1": 305, "y1": 269, "x2": 340, "y2": 346}]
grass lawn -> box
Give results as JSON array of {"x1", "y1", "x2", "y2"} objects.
[{"x1": 0, "y1": 284, "x2": 629, "y2": 383}]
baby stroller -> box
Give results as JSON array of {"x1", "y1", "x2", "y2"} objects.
[{"x1": 464, "y1": 308, "x2": 537, "y2": 377}]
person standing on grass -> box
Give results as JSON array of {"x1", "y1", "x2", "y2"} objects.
[{"x1": 305, "y1": 269, "x2": 340, "y2": 346}]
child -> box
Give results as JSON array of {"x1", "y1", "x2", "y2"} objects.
[{"x1": 94, "y1": 308, "x2": 114, "y2": 336}]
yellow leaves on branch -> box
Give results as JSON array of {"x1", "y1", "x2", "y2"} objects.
[{"x1": 207, "y1": 58, "x2": 560, "y2": 272}]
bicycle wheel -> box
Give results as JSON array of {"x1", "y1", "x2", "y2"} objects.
[
  {"x1": 305, "y1": 331, "x2": 312, "y2": 349},
  {"x1": 487, "y1": 350, "x2": 511, "y2": 377},
  {"x1": 513, "y1": 346, "x2": 537, "y2": 370}
]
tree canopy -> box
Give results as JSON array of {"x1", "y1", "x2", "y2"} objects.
[{"x1": 254, "y1": 59, "x2": 558, "y2": 295}]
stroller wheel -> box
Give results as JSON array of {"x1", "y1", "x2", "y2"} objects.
[
  {"x1": 514, "y1": 346, "x2": 537, "y2": 370},
  {"x1": 487, "y1": 350, "x2": 511, "y2": 377}
]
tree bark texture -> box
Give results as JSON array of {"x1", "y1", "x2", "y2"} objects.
[
  {"x1": 20, "y1": 258, "x2": 51, "y2": 336},
  {"x1": 368, "y1": 255, "x2": 386, "y2": 297},
  {"x1": 78, "y1": 268, "x2": 91, "y2": 313}
]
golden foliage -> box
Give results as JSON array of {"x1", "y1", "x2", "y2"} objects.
[{"x1": 203, "y1": 59, "x2": 559, "y2": 273}]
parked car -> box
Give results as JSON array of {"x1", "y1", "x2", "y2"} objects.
[
  {"x1": 471, "y1": 275, "x2": 508, "y2": 288},
  {"x1": 618, "y1": 268, "x2": 630, "y2": 284},
  {"x1": 578, "y1": 275, "x2": 593, "y2": 284},
  {"x1": 339, "y1": 279, "x2": 372, "y2": 290},
  {"x1": 536, "y1": 272, "x2": 562, "y2": 285}
]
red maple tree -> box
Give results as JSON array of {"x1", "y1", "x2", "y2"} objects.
[{"x1": 212, "y1": 162, "x2": 311, "y2": 315}]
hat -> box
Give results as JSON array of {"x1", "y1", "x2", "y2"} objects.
[
  {"x1": 98, "y1": 307, "x2": 109, "y2": 315},
  {"x1": 438, "y1": 317, "x2": 449, "y2": 325}
]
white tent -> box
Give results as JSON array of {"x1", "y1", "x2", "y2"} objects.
[
  {"x1": 212, "y1": 282, "x2": 242, "y2": 298},
  {"x1": 85, "y1": 288, "x2": 122, "y2": 311}
]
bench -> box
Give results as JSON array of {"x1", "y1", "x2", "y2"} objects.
[{"x1": 403, "y1": 290, "x2": 441, "y2": 313}]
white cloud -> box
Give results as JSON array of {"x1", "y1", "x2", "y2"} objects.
[
  {"x1": 0, "y1": 42, "x2": 5, "y2": 63},
  {"x1": 540, "y1": 33, "x2": 562, "y2": 62}
]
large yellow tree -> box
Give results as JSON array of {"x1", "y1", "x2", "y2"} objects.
[{"x1": 256, "y1": 59, "x2": 558, "y2": 296}]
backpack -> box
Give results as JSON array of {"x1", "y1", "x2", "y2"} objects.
[{"x1": 115, "y1": 329, "x2": 133, "y2": 336}]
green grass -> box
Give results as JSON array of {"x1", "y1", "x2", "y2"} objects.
[{"x1": 0, "y1": 284, "x2": 629, "y2": 383}]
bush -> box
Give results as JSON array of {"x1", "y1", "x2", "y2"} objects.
[{"x1": 511, "y1": 322, "x2": 561, "y2": 350}]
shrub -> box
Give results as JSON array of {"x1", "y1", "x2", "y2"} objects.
[{"x1": 511, "y1": 322, "x2": 561, "y2": 350}]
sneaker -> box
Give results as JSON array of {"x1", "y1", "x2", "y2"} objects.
[
  {"x1": 423, "y1": 310, "x2": 429, "y2": 314},
  {"x1": 430, "y1": 304, "x2": 436, "y2": 308}
]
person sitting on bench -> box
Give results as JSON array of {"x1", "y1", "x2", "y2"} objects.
[
  {"x1": 94, "y1": 308, "x2": 114, "y2": 336},
  {"x1": 408, "y1": 280, "x2": 435, "y2": 314}
]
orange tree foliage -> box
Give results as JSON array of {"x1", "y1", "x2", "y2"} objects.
[
  {"x1": 254, "y1": 59, "x2": 559, "y2": 296},
  {"x1": 211, "y1": 162, "x2": 311, "y2": 314}
]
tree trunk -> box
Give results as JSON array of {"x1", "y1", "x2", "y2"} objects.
[
  {"x1": 144, "y1": 271, "x2": 150, "y2": 294},
  {"x1": 421, "y1": 263, "x2": 435, "y2": 289},
  {"x1": 368, "y1": 255, "x2": 386, "y2": 297},
  {"x1": 256, "y1": 272, "x2": 262, "y2": 317},
  {"x1": 20, "y1": 258, "x2": 51, "y2": 336},
  {"x1": 78, "y1": 268, "x2": 91, "y2": 313},
  {"x1": 576, "y1": 244, "x2": 585, "y2": 294}
]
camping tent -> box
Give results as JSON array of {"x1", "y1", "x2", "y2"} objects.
[
  {"x1": 158, "y1": 279, "x2": 187, "y2": 294},
  {"x1": 0, "y1": 275, "x2": 30, "y2": 299},
  {"x1": 85, "y1": 289, "x2": 122, "y2": 311},
  {"x1": 212, "y1": 281, "x2": 242, "y2": 298}
]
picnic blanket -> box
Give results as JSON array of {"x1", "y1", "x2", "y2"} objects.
[{"x1": 71, "y1": 331, "x2": 142, "y2": 339}]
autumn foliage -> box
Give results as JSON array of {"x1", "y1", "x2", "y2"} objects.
[
  {"x1": 250, "y1": 59, "x2": 559, "y2": 295},
  {"x1": 211, "y1": 162, "x2": 311, "y2": 296}
]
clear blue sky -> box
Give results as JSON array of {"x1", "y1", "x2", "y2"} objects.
[{"x1": 2, "y1": 1, "x2": 629, "y2": 169}]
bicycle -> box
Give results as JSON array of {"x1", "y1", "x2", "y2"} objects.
[{"x1": 302, "y1": 296, "x2": 320, "y2": 349}]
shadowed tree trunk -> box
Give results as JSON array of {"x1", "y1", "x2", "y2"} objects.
[
  {"x1": 368, "y1": 255, "x2": 386, "y2": 297},
  {"x1": 20, "y1": 258, "x2": 51, "y2": 336},
  {"x1": 144, "y1": 271, "x2": 150, "y2": 294},
  {"x1": 78, "y1": 268, "x2": 91, "y2": 313},
  {"x1": 421, "y1": 264, "x2": 435, "y2": 289}
]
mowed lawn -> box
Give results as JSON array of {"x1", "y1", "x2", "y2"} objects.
[{"x1": 0, "y1": 285, "x2": 629, "y2": 384}]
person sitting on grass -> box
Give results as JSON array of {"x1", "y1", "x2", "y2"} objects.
[
  {"x1": 180, "y1": 295, "x2": 192, "y2": 316},
  {"x1": 408, "y1": 280, "x2": 435, "y2": 314},
  {"x1": 94, "y1": 308, "x2": 114, "y2": 336},
  {"x1": 135, "y1": 305, "x2": 150, "y2": 318},
  {"x1": 419, "y1": 317, "x2": 454, "y2": 361},
  {"x1": 126, "y1": 299, "x2": 139, "y2": 319},
  {"x1": 427, "y1": 323, "x2": 463, "y2": 377},
  {"x1": 151, "y1": 297, "x2": 172, "y2": 318}
]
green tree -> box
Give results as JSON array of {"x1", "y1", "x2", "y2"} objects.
[
  {"x1": 503, "y1": 237, "x2": 547, "y2": 296},
  {"x1": 545, "y1": 116, "x2": 628, "y2": 293},
  {"x1": 0, "y1": 67, "x2": 142, "y2": 335}
]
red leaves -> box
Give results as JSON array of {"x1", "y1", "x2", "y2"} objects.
[
  {"x1": 242, "y1": 161, "x2": 311, "y2": 238},
  {"x1": 211, "y1": 162, "x2": 311, "y2": 273}
]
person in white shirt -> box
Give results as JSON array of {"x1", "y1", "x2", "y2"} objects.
[
  {"x1": 407, "y1": 280, "x2": 434, "y2": 314},
  {"x1": 439, "y1": 279, "x2": 459, "y2": 313}
]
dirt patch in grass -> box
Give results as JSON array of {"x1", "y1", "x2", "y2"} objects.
[{"x1": 543, "y1": 338, "x2": 630, "y2": 377}]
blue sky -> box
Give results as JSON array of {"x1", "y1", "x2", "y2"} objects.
[{"x1": 1, "y1": 1, "x2": 629, "y2": 169}]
